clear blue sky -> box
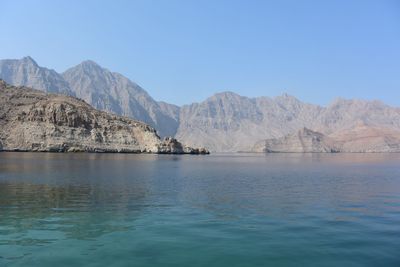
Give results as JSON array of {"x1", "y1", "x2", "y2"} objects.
[{"x1": 1, "y1": 0, "x2": 399, "y2": 106}]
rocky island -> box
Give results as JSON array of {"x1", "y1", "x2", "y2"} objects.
[{"x1": 0, "y1": 80, "x2": 209, "y2": 154}]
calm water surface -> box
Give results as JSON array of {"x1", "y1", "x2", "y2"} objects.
[{"x1": 0, "y1": 152, "x2": 399, "y2": 266}]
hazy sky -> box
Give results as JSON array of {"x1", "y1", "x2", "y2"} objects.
[{"x1": 1, "y1": 0, "x2": 399, "y2": 106}]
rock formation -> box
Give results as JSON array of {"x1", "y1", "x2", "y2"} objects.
[
  {"x1": 0, "y1": 80, "x2": 208, "y2": 154},
  {"x1": 252, "y1": 128, "x2": 339, "y2": 153},
  {"x1": 252, "y1": 126, "x2": 400, "y2": 153},
  {"x1": 158, "y1": 137, "x2": 209, "y2": 154}
]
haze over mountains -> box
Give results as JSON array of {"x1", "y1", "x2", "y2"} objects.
[{"x1": 1, "y1": 56, "x2": 400, "y2": 152}]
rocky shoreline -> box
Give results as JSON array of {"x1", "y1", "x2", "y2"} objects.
[{"x1": 0, "y1": 80, "x2": 209, "y2": 155}]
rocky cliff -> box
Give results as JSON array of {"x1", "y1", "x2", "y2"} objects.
[
  {"x1": 252, "y1": 126, "x2": 400, "y2": 153},
  {"x1": 0, "y1": 80, "x2": 208, "y2": 154}
]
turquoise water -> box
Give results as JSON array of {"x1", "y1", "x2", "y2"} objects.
[{"x1": 0, "y1": 152, "x2": 399, "y2": 267}]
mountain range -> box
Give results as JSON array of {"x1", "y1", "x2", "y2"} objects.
[{"x1": 1, "y1": 56, "x2": 400, "y2": 152}]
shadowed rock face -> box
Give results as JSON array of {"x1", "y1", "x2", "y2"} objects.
[
  {"x1": 0, "y1": 80, "x2": 208, "y2": 154},
  {"x1": 252, "y1": 126, "x2": 400, "y2": 153}
]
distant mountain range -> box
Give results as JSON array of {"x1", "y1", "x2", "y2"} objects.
[{"x1": 1, "y1": 56, "x2": 400, "y2": 152}]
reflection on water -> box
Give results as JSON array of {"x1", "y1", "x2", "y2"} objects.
[
  {"x1": 0, "y1": 182, "x2": 148, "y2": 242},
  {"x1": 0, "y1": 152, "x2": 400, "y2": 266}
]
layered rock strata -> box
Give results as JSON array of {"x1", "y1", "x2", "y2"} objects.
[{"x1": 0, "y1": 80, "x2": 208, "y2": 154}]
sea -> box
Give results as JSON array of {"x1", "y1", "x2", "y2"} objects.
[{"x1": 0, "y1": 152, "x2": 399, "y2": 266}]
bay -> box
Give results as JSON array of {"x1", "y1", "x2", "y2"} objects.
[{"x1": 0, "y1": 152, "x2": 399, "y2": 266}]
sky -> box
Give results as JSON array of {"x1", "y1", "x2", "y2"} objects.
[{"x1": 1, "y1": 0, "x2": 399, "y2": 106}]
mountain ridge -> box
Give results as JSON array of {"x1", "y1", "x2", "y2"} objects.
[{"x1": 1, "y1": 56, "x2": 399, "y2": 152}]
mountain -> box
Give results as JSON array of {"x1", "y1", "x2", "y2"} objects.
[
  {"x1": 1, "y1": 57, "x2": 400, "y2": 152},
  {"x1": 62, "y1": 60, "x2": 179, "y2": 137},
  {"x1": 0, "y1": 56, "x2": 74, "y2": 95},
  {"x1": 0, "y1": 80, "x2": 208, "y2": 154},
  {"x1": 0, "y1": 57, "x2": 179, "y2": 138},
  {"x1": 311, "y1": 98, "x2": 400, "y2": 134},
  {"x1": 252, "y1": 125, "x2": 400, "y2": 153},
  {"x1": 176, "y1": 94, "x2": 400, "y2": 152},
  {"x1": 175, "y1": 92, "x2": 323, "y2": 152}
]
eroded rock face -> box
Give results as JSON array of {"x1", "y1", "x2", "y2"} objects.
[{"x1": 0, "y1": 80, "x2": 207, "y2": 154}]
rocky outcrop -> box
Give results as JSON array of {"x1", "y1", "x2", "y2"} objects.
[
  {"x1": 252, "y1": 128, "x2": 339, "y2": 153},
  {"x1": 0, "y1": 80, "x2": 207, "y2": 154},
  {"x1": 158, "y1": 137, "x2": 209, "y2": 154},
  {"x1": 252, "y1": 126, "x2": 400, "y2": 153}
]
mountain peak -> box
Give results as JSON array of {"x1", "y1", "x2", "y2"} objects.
[
  {"x1": 275, "y1": 93, "x2": 299, "y2": 101},
  {"x1": 79, "y1": 60, "x2": 102, "y2": 68},
  {"x1": 21, "y1": 56, "x2": 38, "y2": 66},
  {"x1": 212, "y1": 91, "x2": 242, "y2": 98}
]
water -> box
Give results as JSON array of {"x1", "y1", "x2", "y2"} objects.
[{"x1": 0, "y1": 152, "x2": 399, "y2": 267}]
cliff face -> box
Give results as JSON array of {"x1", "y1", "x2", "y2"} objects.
[
  {"x1": 0, "y1": 80, "x2": 208, "y2": 154},
  {"x1": 252, "y1": 126, "x2": 400, "y2": 153}
]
